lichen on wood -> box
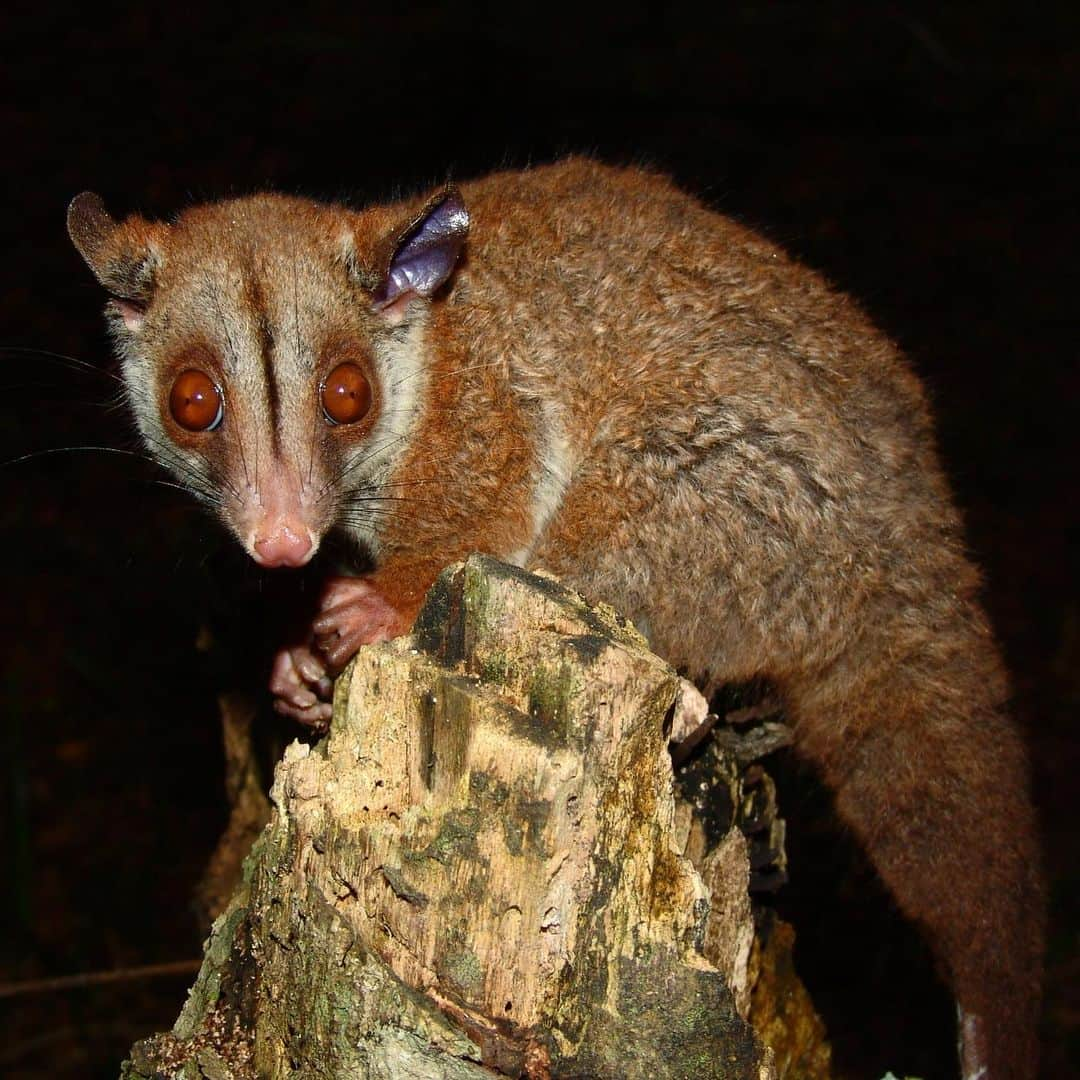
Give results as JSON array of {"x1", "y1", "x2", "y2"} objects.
[{"x1": 122, "y1": 555, "x2": 781, "y2": 1079}]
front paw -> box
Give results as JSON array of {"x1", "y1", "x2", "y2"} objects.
[
  {"x1": 311, "y1": 576, "x2": 408, "y2": 672},
  {"x1": 270, "y1": 644, "x2": 334, "y2": 729}
]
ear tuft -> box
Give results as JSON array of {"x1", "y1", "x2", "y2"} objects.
[
  {"x1": 66, "y1": 192, "x2": 168, "y2": 301},
  {"x1": 373, "y1": 188, "x2": 469, "y2": 309}
]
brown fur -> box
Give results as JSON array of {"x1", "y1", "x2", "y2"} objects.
[{"x1": 69, "y1": 159, "x2": 1043, "y2": 1078}]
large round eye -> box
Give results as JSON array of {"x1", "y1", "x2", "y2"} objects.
[
  {"x1": 321, "y1": 362, "x2": 372, "y2": 425},
  {"x1": 169, "y1": 369, "x2": 223, "y2": 431}
]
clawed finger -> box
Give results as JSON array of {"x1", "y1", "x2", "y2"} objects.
[
  {"x1": 317, "y1": 622, "x2": 381, "y2": 671},
  {"x1": 311, "y1": 600, "x2": 370, "y2": 637},
  {"x1": 273, "y1": 696, "x2": 333, "y2": 730}
]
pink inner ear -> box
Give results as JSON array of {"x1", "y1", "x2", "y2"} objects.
[
  {"x1": 112, "y1": 299, "x2": 145, "y2": 332},
  {"x1": 376, "y1": 290, "x2": 417, "y2": 326},
  {"x1": 373, "y1": 190, "x2": 469, "y2": 310}
]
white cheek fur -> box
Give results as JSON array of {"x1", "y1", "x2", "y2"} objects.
[
  {"x1": 335, "y1": 313, "x2": 432, "y2": 553},
  {"x1": 116, "y1": 332, "x2": 159, "y2": 444},
  {"x1": 119, "y1": 336, "x2": 221, "y2": 508}
]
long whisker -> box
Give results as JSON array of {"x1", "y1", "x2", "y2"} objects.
[
  {"x1": 152, "y1": 479, "x2": 217, "y2": 497},
  {"x1": 388, "y1": 359, "x2": 505, "y2": 394},
  {"x1": 136, "y1": 429, "x2": 237, "y2": 502},
  {"x1": 336, "y1": 502, "x2": 441, "y2": 524},
  {"x1": 360, "y1": 441, "x2": 531, "y2": 493},
  {"x1": 2, "y1": 445, "x2": 144, "y2": 468},
  {"x1": 371, "y1": 475, "x2": 452, "y2": 492},
  {"x1": 338, "y1": 490, "x2": 443, "y2": 504},
  {"x1": 2, "y1": 443, "x2": 230, "y2": 512},
  {"x1": 0, "y1": 346, "x2": 125, "y2": 385},
  {"x1": 324, "y1": 431, "x2": 532, "y2": 497},
  {"x1": 313, "y1": 433, "x2": 409, "y2": 503},
  {"x1": 137, "y1": 444, "x2": 229, "y2": 507},
  {"x1": 0, "y1": 381, "x2": 121, "y2": 401},
  {"x1": 336, "y1": 506, "x2": 443, "y2": 529}
]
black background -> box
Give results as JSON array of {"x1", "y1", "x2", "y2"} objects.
[{"x1": 1, "y1": 4, "x2": 1077, "y2": 1077}]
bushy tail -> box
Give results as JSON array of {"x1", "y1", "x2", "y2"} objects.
[{"x1": 787, "y1": 621, "x2": 1044, "y2": 1079}]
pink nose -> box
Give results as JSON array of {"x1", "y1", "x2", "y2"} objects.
[{"x1": 252, "y1": 519, "x2": 314, "y2": 568}]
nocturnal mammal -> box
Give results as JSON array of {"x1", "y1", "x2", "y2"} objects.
[{"x1": 67, "y1": 158, "x2": 1042, "y2": 1078}]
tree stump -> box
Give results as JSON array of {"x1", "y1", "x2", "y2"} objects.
[{"x1": 121, "y1": 555, "x2": 786, "y2": 1079}]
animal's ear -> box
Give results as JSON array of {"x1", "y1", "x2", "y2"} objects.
[
  {"x1": 366, "y1": 187, "x2": 469, "y2": 313},
  {"x1": 66, "y1": 192, "x2": 169, "y2": 305}
]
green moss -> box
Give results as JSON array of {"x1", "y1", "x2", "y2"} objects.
[
  {"x1": 172, "y1": 890, "x2": 251, "y2": 1040},
  {"x1": 478, "y1": 649, "x2": 512, "y2": 686},
  {"x1": 562, "y1": 952, "x2": 765, "y2": 1079},
  {"x1": 500, "y1": 798, "x2": 552, "y2": 858},
  {"x1": 563, "y1": 633, "x2": 609, "y2": 664},
  {"x1": 502, "y1": 816, "x2": 524, "y2": 856},
  {"x1": 468, "y1": 771, "x2": 509, "y2": 805},
  {"x1": 460, "y1": 557, "x2": 495, "y2": 649},
  {"x1": 412, "y1": 563, "x2": 463, "y2": 661},
  {"x1": 438, "y1": 947, "x2": 484, "y2": 999},
  {"x1": 423, "y1": 808, "x2": 482, "y2": 865},
  {"x1": 526, "y1": 661, "x2": 576, "y2": 734}
]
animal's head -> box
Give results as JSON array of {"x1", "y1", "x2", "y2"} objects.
[{"x1": 68, "y1": 187, "x2": 468, "y2": 566}]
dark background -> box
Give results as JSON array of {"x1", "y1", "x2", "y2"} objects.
[{"x1": 1, "y1": 4, "x2": 1076, "y2": 1077}]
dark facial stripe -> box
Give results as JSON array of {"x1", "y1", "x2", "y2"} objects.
[{"x1": 245, "y1": 271, "x2": 282, "y2": 455}]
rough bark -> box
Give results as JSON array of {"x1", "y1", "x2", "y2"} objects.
[{"x1": 121, "y1": 556, "x2": 807, "y2": 1079}]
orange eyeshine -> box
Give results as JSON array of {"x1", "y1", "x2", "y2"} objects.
[
  {"x1": 321, "y1": 362, "x2": 372, "y2": 425},
  {"x1": 169, "y1": 369, "x2": 223, "y2": 432}
]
